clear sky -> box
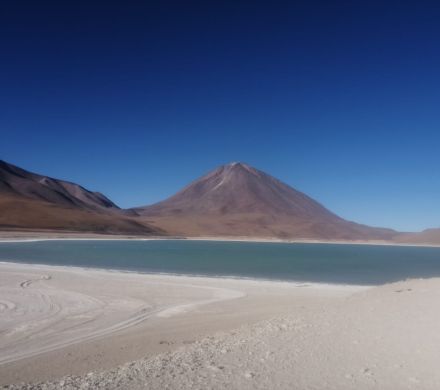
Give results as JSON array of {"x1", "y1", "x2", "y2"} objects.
[{"x1": 1, "y1": 1, "x2": 440, "y2": 232}]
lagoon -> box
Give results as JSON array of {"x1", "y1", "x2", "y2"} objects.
[{"x1": 1, "y1": 240, "x2": 440, "y2": 285}]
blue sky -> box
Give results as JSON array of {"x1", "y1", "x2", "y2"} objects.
[{"x1": 1, "y1": 1, "x2": 440, "y2": 231}]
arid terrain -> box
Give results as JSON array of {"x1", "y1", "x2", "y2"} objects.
[
  {"x1": 0, "y1": 160, "x2": 160, "y2": 235},
  {"x1": 1, "y1": 262, "x2": 440, "y2": 390},
  {"x1": 394, "y1": 228, "x2": 440, "y2": 245},
  {"x1": 1, "y1": 159, "x2": 440, "y2": 244},
  {"x1": 134, "y1": 162, "x2": 398, "y2": 240}
]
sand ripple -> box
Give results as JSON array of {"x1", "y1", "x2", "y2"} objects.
[{"x1": 0, "y1": 263, "x2": 243, "y2": 367}]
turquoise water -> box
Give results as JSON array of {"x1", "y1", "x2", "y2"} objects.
[{"x1": 0, "y1": 240, "x2": 440, "y2": 285}]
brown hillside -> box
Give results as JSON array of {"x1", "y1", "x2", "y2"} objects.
[
  {"x1": 134, "y1": 162, "x2": 397, "y2": 240},
  {"x1": 0, "y1": 160, "x2": 161, "y2": 236}
]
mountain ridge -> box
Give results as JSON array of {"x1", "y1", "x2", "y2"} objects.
[
  {"x1": 2, "y1": 159, "x2": 439, "y2": 243},
  {"x1": 133, "y1": 162, "x2": 398, "y2": 240},
  {"x1": 0, "y1": 160, "x2": 119, "y2": 211},
  {"x1": 0, "y1": 160, "x2": 161, "y2": 235}
]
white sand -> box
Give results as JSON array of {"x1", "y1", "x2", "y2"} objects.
[
  {"x1": 0, "y1": 263, "x2": 247, "y2": 366},
  {"x1": 1, "y1": 263, "x2": 440, "y2": 389}
]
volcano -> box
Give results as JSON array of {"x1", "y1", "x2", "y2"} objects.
[{"x1": 133, "y1": 162, "x2": 397, "y2": 240}]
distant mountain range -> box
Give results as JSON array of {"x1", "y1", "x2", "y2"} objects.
[
  {"x1": 0, "y1": 160, "x2": 118, "y2": 211},
  {"x1": 1, "y1": 159, "x2": 439, "y2": 244},
  {"x1": 394, "y1": 229, "x2": 440, "y2": 245},
  {"x1": 0, "y1": 160, "x2": 159, "y2": 235}
]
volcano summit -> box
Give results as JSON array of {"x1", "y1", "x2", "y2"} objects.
[{"x1": 134, "y1": 162, "x2": 397, "y2": 240}]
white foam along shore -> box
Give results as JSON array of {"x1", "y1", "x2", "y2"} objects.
[
  {"x1": 1, "y1": 262, "x2": 440, "y2": 389},
  {"x1": 0, "y1": 232, "x2": 439, "y2": 248}
]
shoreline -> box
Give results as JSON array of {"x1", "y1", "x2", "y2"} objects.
[
  {"x1": 2, "y1": 261, "x2": 440, "y2": 388},
  {"x1": 0, "y1": 262, "x2": 360, "y2": 386},
  {"x1": 0, "y1": 260, "x2": 370, "y2": 288},
  {"x1": 0, "y1": 231, "x2": 439, "y2": 248}
]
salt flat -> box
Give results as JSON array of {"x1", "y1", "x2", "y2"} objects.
[
  {"x1": 0, "y1": 263, "x2": 246, "y2": 367},
  {"x1": 0, "y1": 262, "x2": 355, "y2": 387},
  {"x1": 2, "y1": 262, "x2": 439, "y2": 389}
]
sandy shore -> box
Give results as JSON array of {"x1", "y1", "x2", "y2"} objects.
[
  {"x1": 1, "y1": 263, "x2": 440, "y2": 389},
  {"x1": 1, "y1": 230, "x2": 439, "y2": 248},
  {"x1": 0, "y1": 262, "x2": 358, "y2": 387}
]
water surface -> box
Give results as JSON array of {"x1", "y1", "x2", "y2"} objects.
[{"x1": 1, "y1": 240, "x2": 440, "y2": 285}]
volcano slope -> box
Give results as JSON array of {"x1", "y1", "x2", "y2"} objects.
[{"x1": 133, "y1": 162, "x2": 396, "y2": 241}]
